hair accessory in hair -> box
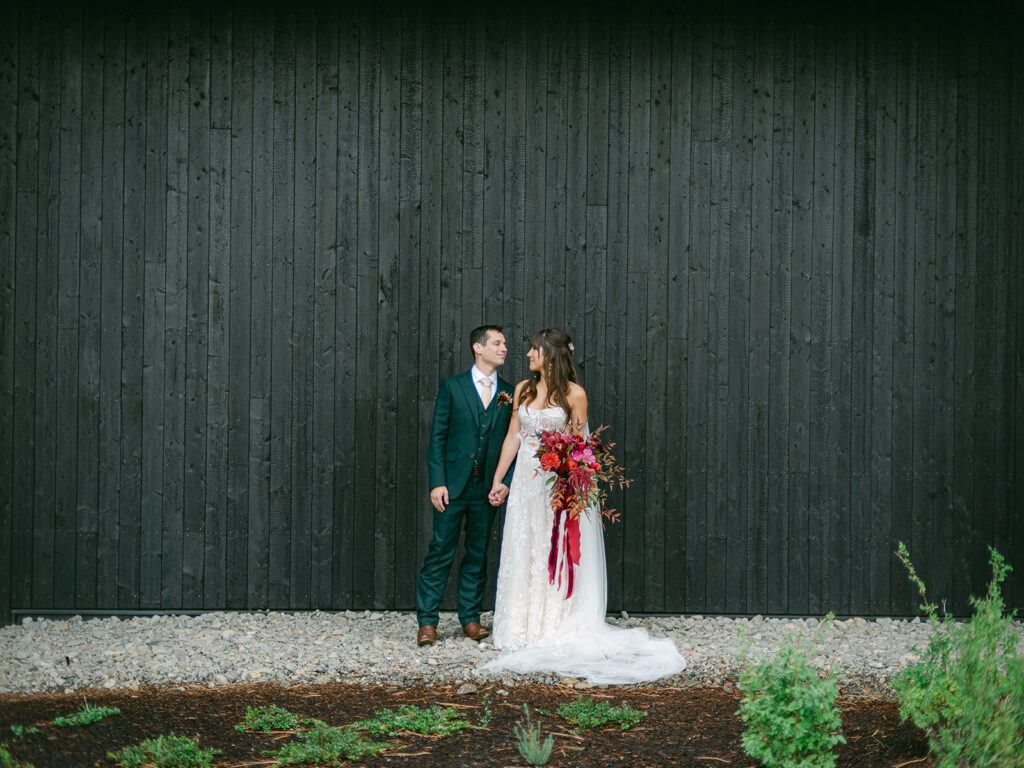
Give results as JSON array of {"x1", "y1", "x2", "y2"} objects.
[{"x1": 567, "y1": 342, "x2": 575, "y2": 352}]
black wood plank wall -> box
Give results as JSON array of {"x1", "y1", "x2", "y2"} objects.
[{"x1": 1, "y1": 1, "x2": 1022, "y2": 625}]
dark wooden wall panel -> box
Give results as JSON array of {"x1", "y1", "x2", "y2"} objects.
[
  {"x1": 53, "y1": 10, "x2": 81, "y2": 613},
  {"x1": 1, "y1": 2, "x2": 1022, "y2": 625},
  {"x1": 312, "y1": 2, "x2": 339, "y2": 611},
  {"x1": 747, "y1": 9, "x2": 772, "y2": 614},
  {"x1": 140, "y1": 7, "x2": 167, "y2": 611},
  {"x1": 205, "y1": 5, "x2": 232, "y2": 610},
  {"x1": 267, "y1": 5, "x2": 295, "y2": 611},
  {"x1": 119, "y1": 12, "x2": 146, "y2": 611},
  {"x1": 183, "y1": 4, "x2": 210, "y2": 611},
  {"x1": 13, "y1": 3, "x2": 40, "y2": 614},
  {"x1": 1013, "y1": 41, "x2": 1024, "y2": 615},
  {"x1": 663, "y1": 5, "x2": 690, "y2": 615},
  {"x1": 930, "y1": 21, "x2": 956, "y2": 610},
  {"x1": 97, "y1": 5, "x2": 125, "y2": 612},
  {"x1": 32, "y1": 6, "x2": 60, "y2": 611},
  {"x1": 0, "y1": 3, "x2": 18, "y2": 628}
]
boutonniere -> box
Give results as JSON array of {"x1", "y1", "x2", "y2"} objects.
[{"x1": 496, "y1": 392, "x2": 513, "y2": 408}]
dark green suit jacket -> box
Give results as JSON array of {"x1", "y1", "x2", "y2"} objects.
[{"x1": 427, "y1": 371, "x2": 516, "y2": 500}]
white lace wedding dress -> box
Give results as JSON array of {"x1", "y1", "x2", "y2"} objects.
[{"x1": 482, "y1": 405, "x2": 686, "y2": 685}]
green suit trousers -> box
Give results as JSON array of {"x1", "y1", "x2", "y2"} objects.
[{"x1": 415, "y1": 473, "x2": 495, "y2": 627}]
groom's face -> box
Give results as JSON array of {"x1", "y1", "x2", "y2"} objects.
[{"x1": 475, "y1": 331, "x2": 507, "y2": 368}]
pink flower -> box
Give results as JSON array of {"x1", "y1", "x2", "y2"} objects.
[{"x1": 580, "y1": 447, "x2": 596, "y2": 465}]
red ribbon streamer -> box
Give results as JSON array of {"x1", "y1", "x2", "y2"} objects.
[{"x1": 547, "y1": 487, "x2": 582, "y2": 599}]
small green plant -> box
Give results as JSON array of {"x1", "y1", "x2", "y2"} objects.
[
  {"x1": 0, "y1": 742, "x2": 35, "y2": 768},
  {"x1": 234, "y1": 703, "x2": 300, "y2": 732},
  {"x1": 737, "y1": 613, "x2": 846, "y2": 768},
  {"x1": 475, "y1": 693, "x2": 493, "y2": 729},
  {"x1": 892, "y1": 543, "x2": 1024, "y2": 768},
  {"x1": 514, "y1": 704, "x2": 554, "y2": 767},
  {"x1": 107, "y1": 734, "x2": 219, "y2": 768},
  {"x1": 540, "y1": 696, "x2": 647, "y2": 732},
  {"x1": 354, "y1": 704, "x2": 472, "y2": 737},
  {"x1": 7, "y1": 726, "x2": 39, "y2": 740},
  {"x1": 53, "y1": 700, "x2": 121, "y2": 727},
  {"x1": 272, "y1": 719, "x2": 391, "y2": 765}
]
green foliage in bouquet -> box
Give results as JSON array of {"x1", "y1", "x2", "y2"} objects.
[
  {"x1": 737, "y1": 613, "x2": 846, "y2": 768},
  {"x1": 514, "y1": 705, "x2": 554, "y2": 767},
  {"x1": 892, "y1": 543, "x2": 1024, "y2": 768}
]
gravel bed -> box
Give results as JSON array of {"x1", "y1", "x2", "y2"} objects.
[{"x1": 2, "y1": 611, "x2": 1021, "y2": 697}]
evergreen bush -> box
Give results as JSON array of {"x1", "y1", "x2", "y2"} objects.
[{"x1": 893, "y1": 543, "x2": 1024, "y2": 768}]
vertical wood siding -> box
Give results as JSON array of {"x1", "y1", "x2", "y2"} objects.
[{"x1": 0, "y1": 2, "x2": 1021, "y2": 623}]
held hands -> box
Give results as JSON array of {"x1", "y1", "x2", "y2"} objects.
[
  {"x1": 430, "y1": 486, "x2": 450, "y2": 512},
  {"x1": 488, "y1": 483, "x2": 509, "y2": 506},
  {"x1": 433, "y1": 483, "x2": 506, "y2": 510}
]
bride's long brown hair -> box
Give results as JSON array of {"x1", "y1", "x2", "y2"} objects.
[{"x1": 517, "y1": 328, "x2": 580, "y2": 425}]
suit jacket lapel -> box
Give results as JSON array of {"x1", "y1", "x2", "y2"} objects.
[{"x1": 458, "y1": 371, "x2": 482, "y2": 426}]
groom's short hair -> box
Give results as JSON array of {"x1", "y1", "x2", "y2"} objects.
[{"x1": 470, "y1": 325, "x2": 503, "y2": 353}]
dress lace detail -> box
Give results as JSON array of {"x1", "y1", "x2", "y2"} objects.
[{"x1": 484, "y1": 405, "x2": 686, "y2": 685}]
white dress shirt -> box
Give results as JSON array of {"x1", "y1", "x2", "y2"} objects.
[{"x1": 471, "y1": 365, "x2": 497, "y2": 406}]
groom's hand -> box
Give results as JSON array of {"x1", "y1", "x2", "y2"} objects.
[
  {"x1": 488, "y1": 483, "x2": 509, "y2": 506},
  {"x1": 430, "y1": 486, "x2": 449, "y2": 512}
]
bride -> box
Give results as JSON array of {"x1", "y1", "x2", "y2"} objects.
[{"x1": 482, "y1": 328, "x2": 685, "y2": 685}]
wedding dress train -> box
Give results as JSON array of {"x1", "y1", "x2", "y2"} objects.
[{"x1": 482, "y1": 405, "x2": 685, "y2": 685}]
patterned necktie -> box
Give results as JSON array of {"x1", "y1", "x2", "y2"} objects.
[{"x1": 480, "y1": 378, "x2": 492, "y2": 406}]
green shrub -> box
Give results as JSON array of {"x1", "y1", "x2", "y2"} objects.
[
  {"x1": 234, "y1": 704, "x2": 300, "y2": 732},
  {"x1": 272, "y1": 720, "x2": 391, "y2": 765},
  {"x1": 353, "y1": 704, "x2": 472, "y2": 737},
  {"x1": 53, "y1": 700, "x2": 120, "y2": 727},
  {"x1": 540, "y1": 697, "x2": 647, "y2": 732},
  {"x1": 107, "y1": 734, "x2": 219, "y2": 768},
  {"x1": 514, "y1": 705, "x2": 554, "y2": 767},
  {"x1": 0, "y1": 743, "x2": 35, "y2": 768},
  {"x1": 475, "y1": 693, "x2": 493, "y2": 729},
  {"x1": 737, "y1": 613, "x2": 846, "y2": 768},
  {"x1": 892, "y1": 543, "x2": 1024, "y2": 768}
]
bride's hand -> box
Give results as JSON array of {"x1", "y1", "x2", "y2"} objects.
[{"x1": 488, "y1": 483, "x2": 509, "y2": 506}]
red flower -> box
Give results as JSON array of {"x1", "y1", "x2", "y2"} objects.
[{"x1": 540, "y1": 452, "x2": 561, "y2": 471}]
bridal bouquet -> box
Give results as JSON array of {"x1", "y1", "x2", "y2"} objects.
[{"x1": 534, "y1": 426, "x2": 630, "y2": 598}]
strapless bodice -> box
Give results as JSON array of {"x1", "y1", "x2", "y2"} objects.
[{"x1": 517, "y1": 404, "x2": 567, "y2": 436}]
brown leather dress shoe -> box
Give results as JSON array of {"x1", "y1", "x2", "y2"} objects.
[
  {"x1": 462, "y1": 621, "x2": 490, "y2": 641},
  {"x1": 417, "y1": 625, "x2": 437, "y2": 646}
]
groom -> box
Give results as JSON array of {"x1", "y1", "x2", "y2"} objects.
[{"x1": 415, "y1": 325, "x2": 516, "y2": 646}]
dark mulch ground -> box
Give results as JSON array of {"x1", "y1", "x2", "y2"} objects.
[{"x1": 0, "y1": 681, "x2": 931, "y2": 767}]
